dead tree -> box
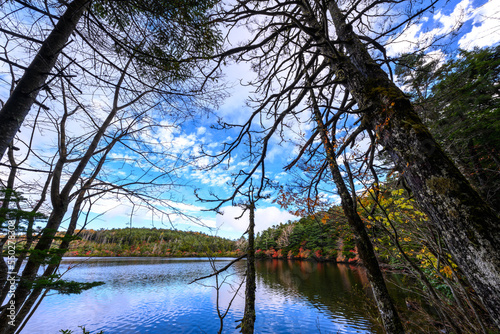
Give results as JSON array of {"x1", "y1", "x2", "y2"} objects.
[{"x1": 201, "y1": 0, "x2": 500, "y2": 329}]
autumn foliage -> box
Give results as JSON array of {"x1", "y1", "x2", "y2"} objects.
[{"x1": 62, "y1": 228, "x2": 239, "y2": 258}]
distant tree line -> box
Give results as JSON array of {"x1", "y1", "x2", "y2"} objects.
[
  {"x1": 255, "y1": 209, "x2": 356, "y2": 262},
  {"x1": 63, "y1": 228, "x2": 240, "y2": 257}
]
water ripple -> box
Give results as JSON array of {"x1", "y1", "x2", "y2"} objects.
[{"x1": 21, "y1": 258, "x2": 379, "y2": 334}]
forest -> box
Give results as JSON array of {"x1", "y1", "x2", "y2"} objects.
[
  {"x1": 0, "y1": 0, "x2": 499, "y2": 333},
  {"x1": 63, "y1": 228, "x2": 240, "y2": 257}
]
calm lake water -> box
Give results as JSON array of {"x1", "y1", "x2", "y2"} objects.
[{"x1": 20, "y1": 257, "x2": 387, "y2": 334}]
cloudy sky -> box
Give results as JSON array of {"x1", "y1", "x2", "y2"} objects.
[
  {"x1": 148, "y1": 0, "x2": 499, "y2": 239},
  {"x1": 1, "y1": 0, "x2": 499, "y2": 240}
]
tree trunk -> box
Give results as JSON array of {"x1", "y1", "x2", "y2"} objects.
[
  {"x1": 0, "y1": 146, "x2": 18, "y2": 289},
  {"x1": 309, "y1": 89, "x2": 405, "y2": 334},
  {"x1": 324, "y1": 1, "x2": 500, "y2": 327},
  {"x1": 239, "y1": 203, "x2": 256, "y2": 334},
  {"x1": 0, "y1": 0, "x2": 89, "y2": 159}
]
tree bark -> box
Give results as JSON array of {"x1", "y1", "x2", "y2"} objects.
[
  {"x1": 323, "y1": 1, "x2": 500, "y2": 327},
  {"x1": 0, "y1": 0, "x2": 89, "y2": 159}
]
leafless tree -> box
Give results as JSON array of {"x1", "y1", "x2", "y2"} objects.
[
  {"x1": 0, "y1": 37, "x2": 219, "y2": 333},
  {"x1": 198, "y1": 0, "x2": 500, "y2": 330}
]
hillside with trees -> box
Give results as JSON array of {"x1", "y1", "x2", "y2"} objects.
[
  {"x1": 255, "y1": 209, "x2": 358, "y2": 262},
  {"x1": 63, "y1": 228, "x2": 240, "y2": 258}
]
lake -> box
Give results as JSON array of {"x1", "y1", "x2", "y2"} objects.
[{"x1": 20, "y1": 257, "x2": 386, "y2": 333}]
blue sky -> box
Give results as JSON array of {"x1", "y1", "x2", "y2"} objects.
[
  {"x1": 1, "y1": 0, "x2": 499, "y2": 240},
  {"x1": 140, "y1": 0, "x2": 499, "y2": 239}
]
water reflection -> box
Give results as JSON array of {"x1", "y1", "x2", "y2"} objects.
[
  {"x1": 20, "y1": 258, "x2": 380, "y2": 334},
  {"x1": 253, "y1": 260, "x2": 380, "y2": 333}
]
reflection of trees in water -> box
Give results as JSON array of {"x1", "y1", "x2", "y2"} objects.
[{"x1": 254, "y1": 259, "x2": 382, "y2": 329}]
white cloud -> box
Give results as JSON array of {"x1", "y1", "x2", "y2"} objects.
[
  {"x1": 321, "y1": 193, "x2": 340, "y2": 204},
  {"x1": 458, "y1": 0, "x2": 500, "y2": 49},
  {"x1": 190, "y1": 167, "x2": 232, "y2": 187},
  {"x1": 425, "y1": 49, "x2": 447, "y2": 64},
  {"x1": 387, "y1": 22, "x2": 426, "y2": 56},
  {"x1": 89, "y1": 196, "x2": 133, "y2": 220},
  {"x1": 84, "y1": 193, "x2": 217, "y2": 231},
  {"x1": 199, "y1": 218, "x2": 217, "y2": 229},
  {"x1": 274, "y1": 172, "x2": 288, "y2": 180},
  {"x1": 386, "y1": 0, "x2": 479, "y2": 57},
  {"x1": 196, "y1": 126, "x2": 207, "y2": 135},
  {"x1": 216, "y1": 205, "x2": 297, "y2": 234},
  {"x1": 433, "y1": 0, "x2": 473, "y2": 32},
  {"x1": 172, "y1": 133, "x2": 197, "y2": 153},
  {"x1": 160, "y1": 200, "x2": 206, "y2": 213}
]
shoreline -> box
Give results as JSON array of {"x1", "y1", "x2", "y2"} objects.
[{"x1": 60, "y1": 254, "x2": 361, "y2": 265}]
